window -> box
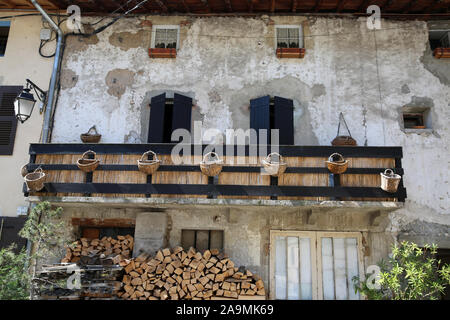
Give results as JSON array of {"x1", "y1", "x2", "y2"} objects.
[
  {"x1": 276, "y1": 25, "x2": 303, "y2": 49},
  {"x1": 250, "y1": 96, "x2": 294, "y2": 145},
  {"x1": 151, "y1": 26, "x2": 180, "y2": 49},
  {"x1": 148, "y1": 93, "x2": 192, "y2": 143},
  {"x1": 402, "y1": 106, "x2": 432, "y2": 129},
  {"x1": 0, "y1": 86, "x2": 22, "y2": 155},
  {"x1": 181, "y1": 230, "x2": 224, "y2": 251},
  {"x1": 80, "y1": 226, "x2": 135, "y2": 239},
  {"x1": 0, "y1": 21, "x2": 10, "y2": 57},
  {"x1": 429, "y1": 30, "x2": 450, "y2": 50},
  {"x1": 270, "y1": 231, "x2": 363, "y2": 300}
]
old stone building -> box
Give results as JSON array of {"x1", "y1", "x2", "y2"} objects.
[{"x1": 1, "y1": 0, "x2": 449, "y2": 300}]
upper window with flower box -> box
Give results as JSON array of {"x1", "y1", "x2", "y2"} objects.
[
  {"x1": 149, "y1": 25, "x2": 180, "y2": 59},
  {"x1": 275, "y1": 25, "x2": 305, "y2": 59}
]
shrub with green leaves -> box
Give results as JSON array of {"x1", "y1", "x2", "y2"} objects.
[
  {"x1": 0, "y1": 245, "x2": 30, "y2": 300},
  {"x1": 353, "y1": 241, "x2": 450, "y2": 300}
]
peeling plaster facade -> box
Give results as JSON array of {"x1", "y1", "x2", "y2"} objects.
[{"x1": 45, "y1": 15, "x2": 450, "y2": 294}]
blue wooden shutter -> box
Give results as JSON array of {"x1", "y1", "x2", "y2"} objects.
[
  {"x1": 274, "y1": 96, "x2": 294, "y2": 145},
  {"x1": 147, "y1": 93, "x2": 166, "y2": 143},
  {"x1": 0, "y1": 86, "x2": 22, "y2": 155},
  {"x1": 250, "y1": 95, "x2": 270, "y2": 144},
  {"x1": 172, "y1": 93, "x2": 192, "y2": 139}
]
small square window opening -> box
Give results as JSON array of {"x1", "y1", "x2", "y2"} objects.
[
  {"x1": 402, "y1": 107, "x2": 432, "y2": 130},
  {"x1": 181, "y1": 229, "x2": 224, "y2": 251},
  {"x1": 276, "y1": 26, "x2": 303, "y2": 49},
  {"x1": 151, "y1": 26, "x2": 179, "y2": 49},
  {"x1": 429, "y1": 30, "x2": 450, "y2": 51}
]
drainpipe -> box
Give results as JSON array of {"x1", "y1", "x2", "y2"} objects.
[{"x1": 30, "y1": 0, "x2": 64, "y2": 143}]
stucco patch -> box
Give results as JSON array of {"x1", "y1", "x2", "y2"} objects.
[
  {"x1": 109, "y1": 30, "x2": 147, "y2": 51},
  {"x1": 105, "y1": 69, "x2": 135, "y2": 98},
  {"x1": 64, "y1": 24, "x2": 99, "y2": 53},
  {"x1": 60, "y1": 68, "x2": 78, "y2": 90}
]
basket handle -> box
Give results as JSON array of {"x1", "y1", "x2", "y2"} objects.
[
  {"x1": 265, "y1": 152, "x2": 283, "y2": 163},
  {"x1": 203, "y1": 152, "x2": 220, "y2": 162},
  {"x1": 87, "y1": 125, "x2": 98, "y2": 135},
  {"x1": 140, "y1": 150, "x2": 158, "y2": 162},
  {"x1": 34, "y1": 167, "x2": 43, "y2": 174},
  {"x1": 383, "y1": 169, "x2": 394, "y2": 176},
  {"x1": 337, "y1": 112, "x2": 352, "y2": 137},
  {"x1": 82, "y1": 150, "x2": 96, "y2": 159},
  {"x1": 328, "y1": 153, "x2": 344, "y2": 162}
]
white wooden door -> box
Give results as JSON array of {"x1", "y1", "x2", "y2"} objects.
[{"x1": 270, "y1": 231, "x2": 364, "y2": 300}]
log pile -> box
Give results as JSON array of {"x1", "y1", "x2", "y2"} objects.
[
  {"x1": 62, "y1": 234, "x2": 133, "y2": 265},
  {"x1": 117, "y1": 247, "x2": 266, "y2": 300}
]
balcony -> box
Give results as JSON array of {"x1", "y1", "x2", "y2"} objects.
[{"x1": 23, "y1": 144, "x2": 406, "y2": 210}]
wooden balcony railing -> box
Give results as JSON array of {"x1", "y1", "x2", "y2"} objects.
[{"x1": 23, "y1": 144, "x2": 407, "y2": 203}]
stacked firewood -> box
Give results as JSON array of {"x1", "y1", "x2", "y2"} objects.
[
  {"x1": 117, "y1": 247, "x2": 265, "y2": 300},
  {"x1": 62, "y1": 234, "x2": 134, "y2": 265}
]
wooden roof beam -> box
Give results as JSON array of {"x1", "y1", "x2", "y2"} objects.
[
  {"x1": 270, "y1": 0, "x2": 275, "y2": 13},
  {"x1": 291, "y1": 0, "x2": 297, "y2": 12},
  {"x1": 337, "y1": 0, "x2": 347, "y2": 12},
  {"x1": 0, "y1": 0, "x2": 17, "y2": 8},
  {"x1": 314, "y1": 0, "x2": 324, "y2": 13},
  {"x1": 381, "y1": 0, "x2": 395, "y2": 11},
  {"x1": 181, "y1": 0, "x2": 190, "y2": 13},
  {"x1": 223, "y1": 0, "x2": 232, "y2": 12},
  {"x1": 200, "y1": 0, "x2": 211, "y2": 13},
  {"x1": 246, "y1": 0, "x2": 253, "y2": 13},
  {"x1": 42, "y1": 0, "x2": 63, "y2": 9},
  {"x1": 154, "y1": 0, "x2": 168, "y2": 13},
  {"x1": 358, "y1": 0, "x2": 371, "y2": 12},
  {"x1": 402, "y1": 0, "x2": 420, "y2": 13},
  {"x1": 425, "y1": 0, "x2": 444, "y2": 13}
]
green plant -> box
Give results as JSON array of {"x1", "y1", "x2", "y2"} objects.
[
  {"x1": 0, "y1": 245, "x2": 30, "y2": 300},
  {"x1": 353, "y1": 241, "x2": 450, "y2": 300}
]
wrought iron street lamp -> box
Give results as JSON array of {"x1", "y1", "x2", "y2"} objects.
[{"x1": 14, "y1": 79, "x2": 47, "y2": 123}]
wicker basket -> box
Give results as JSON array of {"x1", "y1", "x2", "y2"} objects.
[
  {"x1": 21, "y1": 164, "x2": 28, "y2": 177},
  {"x1": 24, "y1": 167, "x2": 46, "y2": 192},
  {"x1": 380, "y1": 169, "x2": 401, "y2": 193},
  {"x1": 331, "y1": 112, "x2": 357, "y2": 146},
  {"x1": 80, "y1": 125, "x2": 101, "y2": 143},
  {"x1": 200, "y1": 152, "x2": 223, "y2": 177},
  {"x1": 326, "y1": 153, "x2": 349, "y2": 174},
  {"x1": 137, "y1": 150, "x2": 161, "y2": 175},
  {"x1": 76, "y1": 150, "x2": 100, "y2": 173},
  {"x1": 261, "y1": 152, "x2": 287, "y2": 177}
]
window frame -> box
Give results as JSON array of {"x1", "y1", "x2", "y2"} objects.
[
  {"x1": 269, "y1": 230, "x2": 364, "y2": 300},
  {"x1": 150, "y1": 25, "x2": 180, "y2": 50},
  {"x1": 0, "y1": 86, "x2": 22, "y2": 155},
  {"x1": 275, "y1": 25, "x2": 303, "y2": 49}
]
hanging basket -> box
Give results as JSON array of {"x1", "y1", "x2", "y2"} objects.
[
  {"x1": 380, "y1": 169, "x2": 401, "y2": 193},
  {"x1": 200, "y1": 152, "x2": 223, "y2": 177},
  {"x1": 137, "y1": 150, "x2": 161, "y2": 175},
  {"x1": 80, "y1": 125, "x2": 101, "y2": 143},
  {"x1": 21, "y1": 164, "x2": 29, "y2": 177},
  {"x1": 331, "y1": 112, "x2": 357, "y2": 146},
  {"x1": 76, "y1": 150, "x2": 100, "y2": 173},
  {"x1": 24, "y1": 167, "x2": 46, "y2": 192},
  {"x1": 326, "y1": 153, "x2": 349, "y2": 174},
  {"x1": 261, "y1": 152, "x2": 287, "y2": 177}
]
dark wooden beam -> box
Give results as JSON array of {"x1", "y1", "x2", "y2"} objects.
[
  {"x1": 337, "y1": 0, "x2": 347, "y2": 13},
  {"x1": 270, "y1": 0, "x2": 276, "y2": 13},
  {"x1": 200, "y1": 0, "x2": 211, "y2": 13},
  {"x1": 358, "y1": 0, "x2": 371, "y2": 12},
  {"x1": 381, "y1": 0, "x2": 395, "y2": 11},
  {"x1": 154, "y1": 0, "x2": 168, "y2": 12},
  {"x1": 314, "y1": 0, "x2": 324, "y2": 13},
  {"x1": 43, "y1": 0, "x2": 63, "y2": 9},
  {"x1": 402, "y1": 0, "x2": 420, "y2": 13},
  {"x1": 425, "y1": 0, "x2": 443, "y2": 13},
  {"x1": 0, "y1": 0, "x2": 17, "y2": 8},
  {"x1": 247, "y1": 0, "x2": 253, "y2": 13},
  {"x1": 291, "y1": 0, "x2": 297, "y2": 12},
  {"x1": 223, "y1": 0, "x2": 232, "y2": 12},
  {"x1": 181, "y1": 0, "x2": 190, "y2": 13}
]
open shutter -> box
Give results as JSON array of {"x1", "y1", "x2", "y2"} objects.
[
  {"x1": 274, "y1": 96, "x2": 294, "y2": 145},
  {"x1": 0, "y1": 86, "x2": 22, "y2": 155},
  {"x1": 250, "y1": 95, "x2": 270, "y2": 144},
  {"x1": 172, "y1": 93, "x2": 192, "y2": 139},
  {"x1": 147, "y1": 93, "x2": 166, "y2": 143}
]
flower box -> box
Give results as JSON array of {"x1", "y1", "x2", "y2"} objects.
[
  {"x1": 433, "y1": 47, "x2": 450, "y2": 59},
  {"x1": 276, "y1": 48, "x2": 305, "y2": 59},
  {"x1": 148, "y1": 48, "x2": 177, "y2": 58}
]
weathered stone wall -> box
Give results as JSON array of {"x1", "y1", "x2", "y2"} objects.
[{"x1": 52, "y1": 15, "x2": 450, "y2": 250}]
